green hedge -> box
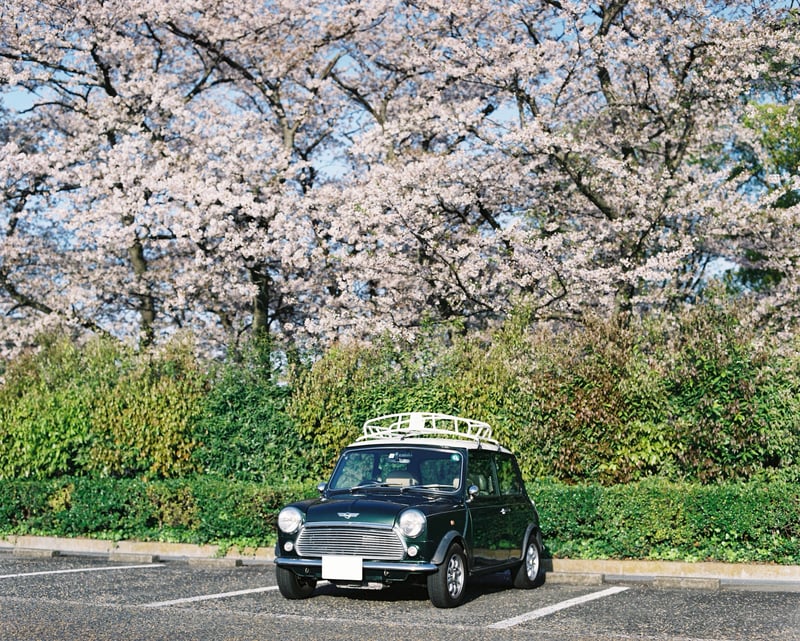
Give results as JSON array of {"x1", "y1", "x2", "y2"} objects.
[
  {"x1": 287, "y1": 304, "x2": 800, "y2": 485},
  {"x1": 0, "y1": 335, "x2": 207, "y2": 479},
  {"x1": 0, "y1": 477, "x2": 316, "y2": 548},
  {"x1": 1, "y1": 477, "x2": 797, "y2": 564},
  {"x1": 3, "y1": 301, "x2": 800, "y2": 486},
  {"x1": 535, "y1": 479, "x2": 800, "y2": 564},
  {"x1": 190, "y1": 339, "x2": 321, "y2": 483}
]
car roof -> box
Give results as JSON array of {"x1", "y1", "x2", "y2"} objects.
[
  {"x1": 350, "y1": 437, "x2": 510, "y2": 453},
  {"x1": 347, "y1": 412, "x2": 512, "y2": 454}
]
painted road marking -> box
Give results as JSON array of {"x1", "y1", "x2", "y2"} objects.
[
  {"x1": 488, "y1": 585, "x2": 630, "y2": 629},
  {"x1": 0, "y1": 564, "x2": 164, "y2": 580},
  {"x1": 144, "y1": 580, "x2": 334, "y2": 608},
  {"x1": 144, "y1": 585, "x2": 280, "y2": 607}
]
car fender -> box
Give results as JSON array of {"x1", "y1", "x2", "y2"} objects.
[
  {"x1": 521, "y1": 523, "x2": 543, "y2": 556},
  {"x1": 430, "y1": 530, "x2": 467, "y2": 566}
]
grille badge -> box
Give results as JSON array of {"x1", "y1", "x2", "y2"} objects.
[{"x1": 337, "y1": 512, "x2": 360, "y2": 519}]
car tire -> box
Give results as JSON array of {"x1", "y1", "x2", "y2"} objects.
[
  {"x1": 276, "y1": 566, "x2": 317, "y2": 599},
  {"x1": 427, "y1": 543, "x2": 467, "y2": 608},
  {"x1": 513, "y1": 535, "x2": 544, "y2": 589}
]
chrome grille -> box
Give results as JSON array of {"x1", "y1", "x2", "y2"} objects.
[{"x1": 296, "y1": 526, "x2": 406, "y2": 560}]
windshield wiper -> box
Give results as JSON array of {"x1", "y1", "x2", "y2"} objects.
[
  {"x1": 333, "y1": 481, "x2": 448, "y2": 494},
  {"x1": 403, "y1": 483, "x2": 455, "y2": 493},
  {"x1": 348, "y1": 481, "x2": 382, "y2": 492}
]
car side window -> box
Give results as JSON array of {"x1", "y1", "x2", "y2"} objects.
[
  {"x1": 466, "y1": 451, "x2": 496, "y2": 496},
  {"x1": 496, "y1": 454, "x2": 524, "y2": 495}
]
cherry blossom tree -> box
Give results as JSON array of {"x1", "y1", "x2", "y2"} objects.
[
  {"x1": 0, "y1": 0, "x2": 378, "y2": 354},
  {"x1": 317, "y1": 0, "x2": 800, "y2": 337},
  {"x1": 1, "y1": 0, "x2": 798, "y2": 359}
]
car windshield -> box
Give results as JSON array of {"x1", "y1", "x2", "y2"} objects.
[{"x1": 328, "y1": 447, "x2": 463, "y2": 493}]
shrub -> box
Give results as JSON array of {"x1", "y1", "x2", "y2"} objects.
[
  {"x1": 86, "y1": 336, "x2": 207, "y2": 478},
  {"x1": 51, "y1": 478, "x2": 152, "y2": 539},
  {"x1": 0, "y1": 477, "x2": 797, "y2": 564},
  {"x1": 0, "y1": 333, "x2": 208, "y2": 480},
  {"x1": 191, "y1": 339, "x2": 316, "y2": 483},
  {"x1": 284, "y1": 304, "x2": 800, "y2": 485},
  {"x1": 534, "y1": 478, "x2": 800, "y2": 564},
  {"x1": 0, "y1": 477, "x2": 316, "y2": 547},
  {"x1": 664, "y1": 301, "x2": 800, "y2": 482},
  {"x1": 0, "y1": 479, "x2": 54, "y2": 531},
  {"x1": 0, "y1": 336, "x2": 98, "y2": 479},
  {"x1": 2, "y1": 299, "x2": 800, "y2": 488},
  {"x1": 287, "y1": 338, "x2": 411, "y2": 473}
]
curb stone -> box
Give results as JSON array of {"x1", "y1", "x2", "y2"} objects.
[
  {"x1": 546, "y1": 558, "x2": 800, "y2": 592},
  {"x1": 0, "y1": 535, "x2": 272, "y2": 563},
  {"x1": 2, "y1": 535, "x2": 799, "y2": 591},
  {"x1": 652, "y1": 576, "x2": 721, "y2": 590},
  {"x1": 12, "y1": 548, "x2": 60, "y2": 559},
  {"x1": 108, "y1": 552, "x2": 160, "y2": 564}
]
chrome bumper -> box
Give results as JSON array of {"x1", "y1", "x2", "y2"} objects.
[{"x1": 274, "y1": 556, "x2": 437, "y2": 573}]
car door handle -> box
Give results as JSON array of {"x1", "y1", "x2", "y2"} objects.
[{"x1": 500, "y1": 507, "x2": 511, "y2": 515}]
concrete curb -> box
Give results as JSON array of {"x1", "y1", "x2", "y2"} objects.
[
  {"x1": 547, "y1": 557, "x2": 800, "y2": 583},
  {"x1": 545, "y1": 558, "x2": 800, "y2": 592},
  {"x1": 2, "y1": 535, "x2": 798, "y2": 591},
  {"x1": 0, "y1": 535, "x2": 273, "y2": 563}
]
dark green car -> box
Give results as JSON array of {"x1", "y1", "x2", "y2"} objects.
[{"x1": 274, "y1": 413, "x2": 544, "y2": 608}]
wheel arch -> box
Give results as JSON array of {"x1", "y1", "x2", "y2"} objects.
[
  {"x1": 522, "y1": 522, "x2": 543, "y2": 555},
  {"x1": 430, "y1": 530, "x2": 469, "y2": 568}
]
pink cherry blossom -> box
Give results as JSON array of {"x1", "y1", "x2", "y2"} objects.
[{"x1": 1, "y1": 1, "x2": 798, "y2": 359}]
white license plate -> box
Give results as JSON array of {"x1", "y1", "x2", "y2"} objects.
[{"x1": 322, "y1": 555, "x2": 363, "y2": 581}]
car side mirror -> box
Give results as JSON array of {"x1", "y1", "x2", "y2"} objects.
[
  {"x1": 468, "y1": 484, "x2": 479, "y2": 501},
  {"x1": 317, "y1": 482, "x2": 327, "y2": 496}
]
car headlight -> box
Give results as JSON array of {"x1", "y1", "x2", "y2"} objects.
[
  {"x1": 277, "y1": 507, "x2": 304, "y2": 534},
  {"x1": 398, "y1": 509, "x2": 426, "y2": 538}
]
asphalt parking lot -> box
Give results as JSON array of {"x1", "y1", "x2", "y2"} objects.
[{"x1": 1, "y1": 552, "x2": 798, "y2": 641}]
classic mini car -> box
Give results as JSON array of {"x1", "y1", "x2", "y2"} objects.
[{"x1": 274, "y1": 412, "x2": 544, "y2": 608}]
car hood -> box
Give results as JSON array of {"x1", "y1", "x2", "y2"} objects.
[{"x1": 304, "y1": 495, "x2": 437, "y2": 527}]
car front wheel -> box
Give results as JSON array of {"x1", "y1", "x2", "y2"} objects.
[
  {"x1": 276, "y1": 566, "x2": 317, "y2": 599},
  {"x1": 513, "y1": 536, "x2": 544, "y2": 588},
  {"x1": 427, "y1": 543, "x2": 467, "y2": 608}
]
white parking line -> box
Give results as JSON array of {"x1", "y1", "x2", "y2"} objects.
[
  {"x1": 0, "y1": 564, "x2": 164, "y2": 580},
  {"x1": 144, "y1": 585, "x2": 279, "y2": 608},
  {"x1": 488, "y1": 585, "x2": 630, "y2": 629}
]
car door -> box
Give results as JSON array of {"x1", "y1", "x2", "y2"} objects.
[
  {"x1": 465, "y1": 450, "x2": 506, "y2": 569},
  {"x1": 493, "y1": 452, "x2": 532, "y2": 562}
]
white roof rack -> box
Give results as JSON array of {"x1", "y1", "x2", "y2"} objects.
[{"x1": 359, "y1": 412, "x2": 499, "y2": 446}]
